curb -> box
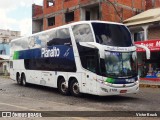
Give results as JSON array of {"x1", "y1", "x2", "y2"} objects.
[
  {"x1": 0, "y1": 76, "x2": 10, "y2": 79},
  {"x1": 140, "y1": 83, "x2": 160, "y2": 88}
]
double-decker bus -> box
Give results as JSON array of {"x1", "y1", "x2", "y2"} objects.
[{"x1": 10, "y1": 21, "x2": 150, "y2": 96}]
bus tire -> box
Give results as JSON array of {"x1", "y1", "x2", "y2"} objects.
[
  {"x1": 16, "y1": 73, "x2": 22, "y2": 85},
  {"x1": 70, "y1": 79, "x2": 81, "y2": 97},
  {"x1": 21, "y1": 74, "x2": 27, "y2": 87},
  {"x1": 58, "y1": 77, "x2": 69, "y2": 95}
]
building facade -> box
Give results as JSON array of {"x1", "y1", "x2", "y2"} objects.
[
  {"x1": 124, "y1": 8, "x2": 160, "y2": 80},
  {"x1": 32, "y1": 0, "x2": 160, "y2": 33},
  {"x1": 0, "y1": 29, "x2": 20, "y2": 55},
  {"x1": 0, "y1": 29, "x2": 20, "y2": 75}
]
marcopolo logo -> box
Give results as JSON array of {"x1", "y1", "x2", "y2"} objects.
[{"x1": 41, "y1": 47, "x2": 60, "y2": 58}]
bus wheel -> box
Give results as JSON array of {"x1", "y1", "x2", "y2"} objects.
[
  {"x1": 58, "y1": 78, "x2": 69, "y2": 95},
  {"x1": 16, "y1": 73, "x2": 22, "y2": 85},
  {"x1": 21, "y1": 74, "x2": 27, "y2": 86},
  {"x1": 70, "y1": 80, "x2": 81, "y2": 97}
]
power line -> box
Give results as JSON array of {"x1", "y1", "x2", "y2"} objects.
[{"x1": 104, "y1": 0, "x2": 123, "y2": 22}]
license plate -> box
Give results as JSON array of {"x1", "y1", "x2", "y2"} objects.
[{"x1": 120, "y1": 90, "x2": 127, "y2": 93}]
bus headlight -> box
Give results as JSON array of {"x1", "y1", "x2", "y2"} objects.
[
  {"x1": 96, "y1": 79, "x2": 111, "y2": 86},
  {"x1": 97, "y1": 79, "x2": 104, "y2": 84},
  {"x1": 135, "y1": 80, "x2": 139, "y2": 85}
]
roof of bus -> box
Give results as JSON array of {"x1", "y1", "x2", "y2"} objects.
[
  {"x1": 11, "y1": 20, "x2": 124, "y2": 42},
  {"x1": 69, "y1": 20, "x2": 124, "y2": 26}
]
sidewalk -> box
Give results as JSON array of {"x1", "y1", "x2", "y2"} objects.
[{"x1": 140, "y1": 78, "x2": 160, "y2": 88}]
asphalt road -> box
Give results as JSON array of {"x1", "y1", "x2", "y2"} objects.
[{"x1": 0, "y1": 76, "x2": 160, "y2": 120}]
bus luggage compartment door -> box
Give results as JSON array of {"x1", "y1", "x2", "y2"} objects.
[{"x1": 41, "y1": 72, "x2": 55, "y2": 87}]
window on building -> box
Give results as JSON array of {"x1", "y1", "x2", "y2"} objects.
[
  {"x1": 47, "y1": 0, "x2": 55, "y2": 7},
  {"x1": 48, "y1": 17, "x2": 55, "y2": 26},
  {"x1": 134, "y1": 31, "x2": 144, "y2": 41},
  {"x1": 86, "y1": 11, "x2": 90, "y2": 20},
  {"x1": 81, "y1": 6, "x2": 100, "y2": 21},
  {"x1": 152, "y1": 0, "x2": 155, "y2": 6},
  {"x1": 10, "y1": 61, "x2": 13, "y2": 68},
  {"x1": 4, "y1": 65, "x2": 7, "y2": 71},
  {"x1": 0, "y1": 50, "x2": 6, "y2": 55},
  {"x1": 3, "y1": 39, "x2": 6, "y2": 43},
  {"x1": 65, "y1": 11, "x2": 74, "y2": 23}
]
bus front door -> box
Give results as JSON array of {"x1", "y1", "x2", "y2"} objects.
[{"x1": 85, "y1": 55, "x2": 97, "y2": 94}]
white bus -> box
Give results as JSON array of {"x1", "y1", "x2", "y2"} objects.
[{"x1": 10, "y1": 21, "x2": 150, "y2": 96}]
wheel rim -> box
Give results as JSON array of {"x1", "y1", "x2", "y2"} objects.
[
  {"x1": 61, "y1": 81, "x2": 67, "y2": 93},
  {"x1": 72, "y1": 82, "x2": 79, "y2": 95}
]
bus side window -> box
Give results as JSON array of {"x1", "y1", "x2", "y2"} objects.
[
  {"x1": 100, "y1": 59, "x2": 106, "y2": 76},
  {"x1": 72, "y1": 24, "x2": 94, "y2": 43},
  {"x1": 86, "y1": 56, "x2": 96, "y2": 73},
  {"x1": 47, "y1": 28, "x2": 72, "y2": 46}
]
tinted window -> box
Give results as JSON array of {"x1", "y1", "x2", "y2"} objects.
[
  {"x1": 14, "y1": 28, "x2": 76, "y2": 72},
  {"x1": 92, "y1": 23, "x2": 132, "y2": 47},
  {"x1": 24, "y1": 58, "x2": 76, "y2": 72},
  {"x1": 72, "y1": 24, "x2": 94, "y2": 42},
  {"x1": 47, "y1": 28, "x2": 72, "y2": 46},
  {"x1": 77, "y1": 44, "x2": 100, "y2": 74},
  {"x1": 104, "y1": 51, "x2": 137, "y2": 78},
  {"x1": 86, "y1": 56, "x2": 96, "y2": 73}
]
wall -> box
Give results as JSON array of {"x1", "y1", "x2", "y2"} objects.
[
  {"x1": 148, "y1": 26, "x2": 160, "y2": 40},
  {"x1": 0, "y1": 29, "x2": 20, "y2": 43},
  {"x1": 101, "y1": 0, "x2": 146, "y2": 22},
  {"x1": 2, "y1": 62, "x2": 9, "y2": 75},
  {"x1": 32, "y1": 20, "x2": 43, "y2": 33},
  {"x1": 146, "y1": 0, "x2": 160, "y2": 10},
  {"x1": 32, "y1": 0, "x2": 160, "y2": 32},
  {"x1": 32, "y1": 4, "x2": 43, "y2": 17},
  {"x1": 0, "y1": 44, "x2": 10, "y2": 55}
]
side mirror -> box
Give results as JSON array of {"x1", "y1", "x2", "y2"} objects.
[{"x1": 135, "y1": 44, "x2": 150, "y2": 59}]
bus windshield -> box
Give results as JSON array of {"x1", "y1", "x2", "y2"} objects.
[
  {"x1": 104, "y1": 51, "x2": 137, "y2": 78},
  {"x1": 92, "y1": 22, "x2": 133, "y2": 47}
]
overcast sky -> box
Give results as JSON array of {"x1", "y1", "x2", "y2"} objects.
[{"x1": 0, "y1": 0, "x2": 43, "y2": 36}]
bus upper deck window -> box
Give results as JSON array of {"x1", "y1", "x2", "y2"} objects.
[{"x1": 72, "y1": 24, "x2": 94, "y2": 43}]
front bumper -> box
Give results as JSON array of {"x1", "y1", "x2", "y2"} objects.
[{"x1": 97, "y1": 81, "x2": 139, "y2": 96}]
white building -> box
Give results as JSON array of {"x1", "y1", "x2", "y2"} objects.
[
  {"x1": 0, "y1": 29, "x2": 21, "y2": 43},
  {"x1": 0, "y1": 29, "x2": 21, "y2": 75},
  {"x1": 124, "y1": 8, "x2": 160, "y2": 80}
]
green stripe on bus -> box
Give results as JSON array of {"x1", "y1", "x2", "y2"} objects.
[
  {"x1": 105, "y1": 78, "x2": 115, "y2": 84},
  {"x1": 13, "y1": 51, "x2": 19, "y2": 60}
]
